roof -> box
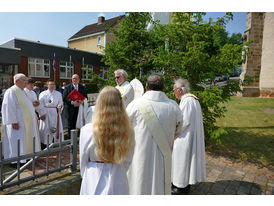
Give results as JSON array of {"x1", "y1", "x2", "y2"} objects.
[
  {"x1": 1, "y1": 38, "x2": 105, "y2": 66},
  {"x1": 0, "y1": 46, "x2": 21, "y2": 64},
  {"x1": 68, "y1": 15, "x2": 125, "y2": 41}
]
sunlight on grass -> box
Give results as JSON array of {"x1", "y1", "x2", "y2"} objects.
[{"x1": 207, "y1": 97, "x2": 274, "y2": 168}]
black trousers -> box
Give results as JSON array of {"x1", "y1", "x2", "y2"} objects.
[{"x1": 67, "y1": 106, "x2": 79, "y2": 138}]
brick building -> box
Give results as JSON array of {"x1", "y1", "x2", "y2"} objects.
[{"x1": 0, "y1": 38, "x2": 106, "y2": 88}]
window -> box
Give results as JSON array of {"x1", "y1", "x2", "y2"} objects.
[
  {"x1": 28, "y1": 58, "x2": 50, "y2": 77},
  {"x1": 82, "y1": 64, "x2": 94, "y2": 80},
  {"x1": 59, "y1": 61, "x2": 74, "y2": 79},
  {"x1": 99, "y1": 67, "x2": 108, "y2": 79},
  {"x1": 97, "y1": 36, "x2": 101, "y2": 45}
]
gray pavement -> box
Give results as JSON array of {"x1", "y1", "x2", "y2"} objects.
[{"x1": 187, "y1": 152, "x2": 274, "y2": 195}]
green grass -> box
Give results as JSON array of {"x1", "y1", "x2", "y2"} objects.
[{"x1": 206, "y1": 97, "x2": 274, "y2": 168}]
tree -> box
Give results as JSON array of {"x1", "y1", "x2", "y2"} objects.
[
  {"x1": 103, "y1": 12, "x2": 244, "y2": 143},
  {"x1": 103, "y1": 12, "x2": 155, "y2": 84}
]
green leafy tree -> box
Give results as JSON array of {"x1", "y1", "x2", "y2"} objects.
[
  {"x1": 103, "y1": 12, "x2": 245, "y2": 143},
  {"x1": 103, "y1": 12, "x2": 155, "y2": 84}
]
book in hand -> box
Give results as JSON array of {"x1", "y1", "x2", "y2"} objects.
[{"x1": 67, "y1": 89, "x2": 85, "y2": 101}]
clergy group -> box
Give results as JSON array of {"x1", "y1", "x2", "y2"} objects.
[{"x1": 1, "y1": 70, "x2": 206, "y2": 195}]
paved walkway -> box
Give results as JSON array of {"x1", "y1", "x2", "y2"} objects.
[
  {"x1": 1, "y1": 150, "x2": 273, "y2": 195},
  {"x1": 188, "y1": 152, "x2": 274, "y2": 195}
]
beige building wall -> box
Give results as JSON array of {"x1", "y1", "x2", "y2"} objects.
[
  {"x1": 260, "y1": 13, "x2": 274, "y2": 97},
  {"x1": 240, "y1": 12, "x2": 264, "y2": 97},
  {"x1": 68, "y1": 33, "x2": 106, "y2": 54}
]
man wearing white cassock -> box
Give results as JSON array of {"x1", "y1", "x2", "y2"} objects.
[
  {"x1": 24, "y1": 78, "x2": 46, "y2": 121},
  {"x1": 114, "y1": 69, "x2": 134, "y2": 107},
  {"x1": 126, "y1": 74, "x2": 184, "y2": 195},
  {"x1": 39, "y1": 80, "x2": 64, "y2": 147},
  {"x1": 1, "y1": 74, "x2": 41, "y2": 163},
  {"x1": 172, "y1": 78, "x2": 206, "y2": 195}
]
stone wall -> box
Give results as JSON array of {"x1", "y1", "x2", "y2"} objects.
[
  {"x1": 241, "y1": 12, "x2": 274, "y2": 97},
  {"x1": 240, "y1": 12, "x2": 265, "y2": 97}
]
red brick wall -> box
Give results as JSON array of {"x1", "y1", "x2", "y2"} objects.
[
  {"x1": 18, "y1": 56, "x2": 28, "y2": 75},
  {"x1": 16, "y1": 56, "x2": 102, "y2": 85}
]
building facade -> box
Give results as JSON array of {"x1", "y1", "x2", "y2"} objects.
[
  {"x1": 241, "y1": 12, "x2": 274, "y2": 97},
  {"x1": 0, "y1": 38, "x2": 105, "y2": 88},
  {"x1": 68, "y1": 15, "x2": 125, "y2": 54}
]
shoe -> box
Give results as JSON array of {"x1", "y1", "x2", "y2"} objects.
[
  {"x1": 41, "y1": 143, "x2": 47, "y2": 150},
  {"x1": 171, "y1": 184, "x2": 191, "y2": 195},
  {"x1": 9, "y1": 163, "x2": 24, "y2": 169}
]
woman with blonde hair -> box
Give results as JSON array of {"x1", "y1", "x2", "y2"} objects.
[{"x1": 79, "y1": 86, "x2": 134, "y2": 195}]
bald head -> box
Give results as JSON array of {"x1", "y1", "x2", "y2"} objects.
[
  {"x1": 146, "y1": 74, "x2": 164, "y2": 91},
  {"x1": 72, "y1": 74, "x2": 80, "y2": 85}
]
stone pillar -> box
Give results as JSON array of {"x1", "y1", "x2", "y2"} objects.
[
  {"x1": 259, "y1": 13, "x2": 274, "y2": 97},
  {"x1": 240, "y1": 12, "x2": 265, "y2": 97}
]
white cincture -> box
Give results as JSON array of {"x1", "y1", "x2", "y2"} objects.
[{"x1": 138, "y1": 99, "x2": 172, "y2": 195}]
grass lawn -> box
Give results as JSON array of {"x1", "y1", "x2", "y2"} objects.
[{"x1": 206, "y1": 96, "x2": 274, "y2": 168}]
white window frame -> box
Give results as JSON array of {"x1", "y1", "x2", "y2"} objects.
[
  {"x1": 97, "y1": 36, "x2": 101, "y2": 45},
  {"x1": 82, "y1": 64, "x2": 94, "y2": 80},
  {"x1": 99, "y1": 67, "x2": 108, "y2": 79},
  {"x1": 28, "y1": 57, "x2": 50, "y2": 78},
  {"x1": 59, "y1": 61, "x2": 74, "y2": 79}
]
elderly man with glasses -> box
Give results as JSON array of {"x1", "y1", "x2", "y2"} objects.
[
  {"x1": 1, "y1": 73, "x2": 41, "y2": 167},
  {"x1": 171, "y1": 78, "x2": 206, "y2": 195},
  {"x1": 63, "y1": 74, "x2": 87, "y2": 138},
  {"x1": 114, "y1": 69, "x2": 134, "y2": 107}
]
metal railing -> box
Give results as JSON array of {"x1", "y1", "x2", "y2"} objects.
[{"x1": 0, "y1": 130, "x2": 79, "y2": 190}]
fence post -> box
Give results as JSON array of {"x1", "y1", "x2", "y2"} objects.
[
  {"x1": 70, "y1": 130, "x2": 78, "y2": 172},
  {"x1": 0, "y1": 141, "x2": 3, "y2": 188}
]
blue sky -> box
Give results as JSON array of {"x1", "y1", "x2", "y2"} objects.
[{"x1": 0, "y1": 12, "x2": 247, "y2": 47}]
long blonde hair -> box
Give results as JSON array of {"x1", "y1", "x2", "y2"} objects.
[{"x1": 92, "y1": 86, "x2": 134, "y2": 164}]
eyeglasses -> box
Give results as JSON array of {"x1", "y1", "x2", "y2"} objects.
[
  {"x1": 173, "y1": 87, "x2": 183, "y2": 92},
  {"x1": 115, "y1": 76, "x2": 121, "y2": 79}
]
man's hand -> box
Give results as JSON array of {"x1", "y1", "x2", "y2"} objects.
[
  {"x1": 72, "y1": 101, "x2": 81, "y2": 107},
  {"x1": 40, "y1": 115, "x2": 46, "y2": 121},
  {"x1": 57, "y1": 105, "x2": 63, "y2": 113},
  {"x1": 12, "y1": 123, "x2": 19, "y2": 130},
  {"x1": 33, "y1": 101, "x2": 40, "y2": 107}
]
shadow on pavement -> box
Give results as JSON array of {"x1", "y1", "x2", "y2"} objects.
[{"x1": 188, "y1": 180, "x2": 265, "y2": 195}]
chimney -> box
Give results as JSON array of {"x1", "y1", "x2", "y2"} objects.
[{"x1": 98, "y1": 16, "x2": 105, "y2": 24}]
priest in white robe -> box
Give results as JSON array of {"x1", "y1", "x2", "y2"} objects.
[
  {"x1": 24, "y1": 78, "x2": 46, "y2": 121},
  {"x1": 39, "y1": 80, "x2": 64, "y2": 146},
  {"x1": 126, "y1": 74, "x2": 184, "y2": 195},
  {"x1": 1, "y1": 73, "x2": 41, "y2": 162},
  {"x1": 114, "y1": 69, "x2": 134, "y2": 107},
  {"x1": 172, "y1": 78, "x2": 206, "y2": 195}
]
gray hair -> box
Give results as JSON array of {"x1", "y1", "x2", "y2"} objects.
[
  {"x1": 14, "y1": 73, "x2": 26, "y2": 84},
  {"x1": 174, "y1": 78, "x2": 190, "y2": 94},
  {"x1": 114, "y1": 69, "x2": 128, "y2": 79}
]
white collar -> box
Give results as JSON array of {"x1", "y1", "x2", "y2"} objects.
[
  {"x1": 119, "y1": 81, "x2": 129, "y2": 87},
  {"x1": 181, "y1": 93, "x2": 199, "y2": 102},
  {"x1": 143, "y1": 90, "x2": 169, "y2": 102}
]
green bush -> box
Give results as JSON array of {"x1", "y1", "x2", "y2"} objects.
[{"x1": 84, "y1": 82, "x2": 99, "y2": 93}]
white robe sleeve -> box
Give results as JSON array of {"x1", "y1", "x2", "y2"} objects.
[
  {"x1": 1, "y1": 89, "x2": 18, "y2": 125},
  {"x1": 174, "y1": 108, "x2": 184, "y2": 139},
  {"x1": 79, "y1": 125, "x2": 92, "y2": 177},
  {"x1": 122, "y1": 84, "x2": 134, "y2": 107},
  {"x1": 38, "y1": 92, "x2": 47, "y2": 116},
  {"x1": 56, "y1": 92, "x2": 64, "y2": 113},
  {"x1": 180, "y1": 98, "x2": 193, "y2": 132}
]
